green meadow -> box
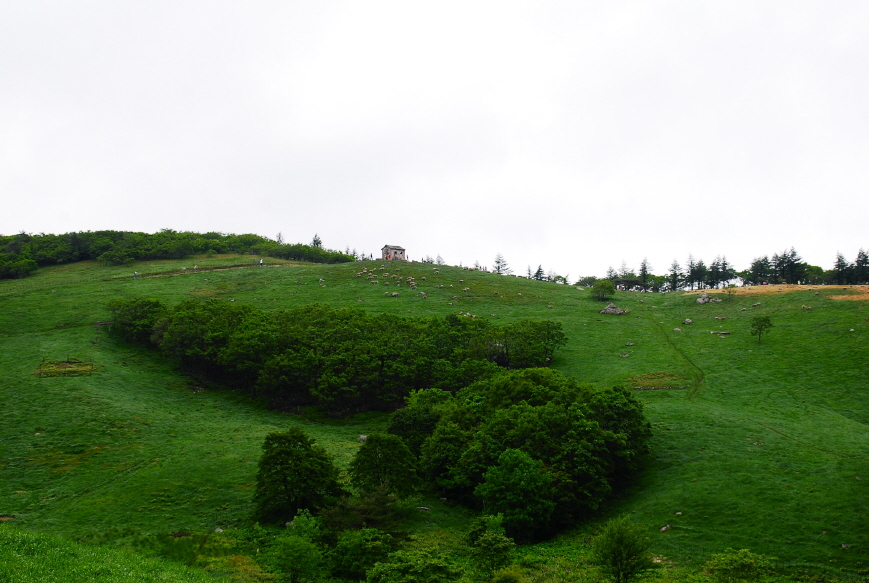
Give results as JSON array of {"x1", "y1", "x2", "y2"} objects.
[{"x1": 1, "y1": 256, "x2": 867, "y2": 580}]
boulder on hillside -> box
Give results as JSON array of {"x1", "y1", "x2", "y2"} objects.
[
  {"x1": 696, "y1": 293, "x2": 710, "y2": 304},
  {"x1": 599, "y1": 302, "x2": 628, "y2": 315}
]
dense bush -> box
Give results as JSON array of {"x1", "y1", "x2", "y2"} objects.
[
  {"x1": 410, "y1": 369, "x2": 652, "y2": 540},
  {"x1": 110, "y1": 298, "x2": 567, "y2": 416},
  {"x1": 591, "y1": 515, "x2": 656, "y2": 583}
]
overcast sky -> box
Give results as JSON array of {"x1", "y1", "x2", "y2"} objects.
[{"x1": 2, "y1": 1, "x2": 867, "y2": 277}]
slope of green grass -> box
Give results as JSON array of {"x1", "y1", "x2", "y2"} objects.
[
  {"x1": 0, "y1": 527, "x2": 216, "y2": 582},
  {"x1": 1, "y1": 259, "x2": 867, "y2": 576}
]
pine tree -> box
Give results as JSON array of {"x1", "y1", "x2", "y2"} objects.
[
  {"x1": 493, "y1": 253, "x2": 511, "y2": 275},
  {"x1": 667, "y1": 260, "x2": 682, "y2": 292},
  {"x1": 533, "y1": 265, "x2": 545, "y2": 281},
  {"x1": 639, "y1": 258, "x2": 651, "y2": 290}
]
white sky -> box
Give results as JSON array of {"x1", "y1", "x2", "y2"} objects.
[{"x1": 2, "y1": 1, "x2": 867, "y2": 277}]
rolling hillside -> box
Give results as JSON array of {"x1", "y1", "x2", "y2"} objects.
[{"x1": 1, "y1": 256, "x2": 867, "y2": 578}]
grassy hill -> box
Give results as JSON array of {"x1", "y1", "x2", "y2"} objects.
[{"x1": 1, "y1": 256, "x2": 867, "y2": 578}]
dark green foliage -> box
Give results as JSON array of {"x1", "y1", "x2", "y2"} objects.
[
  {"x1": 590, "y1": 515, "x2": 656, "y2": 583},
  {"x1": 122, "y1": 299, "x2": 566, "y2": 415},
  {"x1": 592, "y1": 279, "x2": 616, "y2": 301},
  {"x1": 252, "y1": 428, "x2": 342, "y2": 523},
  {"x1": 107, "y1": 297, "x2": 167, "y2": 344},
  {"x1": 704, "y1": 548, "x2": 775, "y2": 583},
  {"x1": 365, "y1": 549, "x2": 463, "y2": 583},
  {"x1": 386, "y1": 389, "x2": 452, "y2": 456},
  {"x1": 474, "y1": 449, "x2": 555, "y2": 542},
  {"x1": 749, "y1": 315, "x2": 773, "y2": 344},
  {"x1": 330, "y1": 528, "x2": 394, "y2": 580},
  {"x1": 349, "y1": 433, "x2": 418, "y2": 496},
  {"x1": 0, "y1": 229, "x2": 353, "y2": 279},
  {"x1": 416, "y1": 369, "x2": 652, "y2": 539},
  {"x1": 319, "y1": 486, "x2": 412, "y2": 537},
  {"x1": 270, "y1": 535, "x2": 323, "y2": 583}
]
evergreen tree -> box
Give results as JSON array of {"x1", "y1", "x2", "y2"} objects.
[
  {"x1": 667, "y1": 260, "x2": 682, "y2": 292},
  {"x1": 533, "y1": 265, "x2": 545, "y2": 281},
  {"x1": 685, "y1": 254, "x2": 697, "y2": 290},
  {"x1": 854, "y1": 249, "x2": 869, "y2": 283},
  {"x1": 639, "y1": 258, "x2": 651, "y2": 290},
  {"x1": 493, "y1": 253, "x2": 511, "y2": 275},
  {"x1": 311, "y1": 234, "x2": 323, "y2": 248},
  {"x1": 834, "y1": 252, "x2": 851, "y2": 284}
]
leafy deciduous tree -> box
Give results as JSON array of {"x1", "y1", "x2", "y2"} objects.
[
  {"x1": 749, "y1": 316, "x2": 773, "y2": 344},
  {"x1": 590, "y1": 515, "x2": 656, "y2": 583},
  {"x1": 474, "y1": 449, "x2": 555, "y2": 542},
  {"x1": 349, "y1": 433, "x2": 418, "y2": 496},
  {"x1": 252, "y1": 428, "x2": 342, "y2": 523}
]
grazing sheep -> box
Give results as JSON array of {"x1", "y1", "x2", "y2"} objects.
[
  {"x1": 384, "y1": 291, "x2": 390, "y2": 296},
  {"x1": 358, "y1": 435, "x2": 367, "y2": 443},
  {"x1": 392, "y1": 292, "x2": 399, "y2": 297},
  {"x1": 462, "y1": 287, "x2": 470, "y2": 292},
  {"x1": 449, "y1": 284, "x2": 454, "y2": 288},
  {"x1": 494, "y1": 291, "x2": 499, "y2": 295},
  {"x1": 674, "y1": 328, "x2": 682, "y2": 333},
  {"x1": 421, "y1": 277, "x2": 426, "y2": 281},
  {"x1": 459, "y1": 279, "x2": 464, "y2": 283},
  {"x1": 452, "y1": 296, "x2": 458, "y2": 300}
]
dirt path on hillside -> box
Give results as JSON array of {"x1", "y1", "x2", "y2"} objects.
[{"x1": 684, "y1": 284, "x2": 869, "y2": 300}]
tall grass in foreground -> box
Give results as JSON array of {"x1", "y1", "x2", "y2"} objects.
[{"x1": 0, "y1": 527, "x2": 214, "y2": 583}]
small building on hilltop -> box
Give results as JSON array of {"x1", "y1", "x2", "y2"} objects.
[{"x1": 382, "y1": 245, "x2": 406, "y2": 261}]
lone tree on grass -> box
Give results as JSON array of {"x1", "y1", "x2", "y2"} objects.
[
  {"x1": 591, "y1": 515, "x2": 656, "y2": 583},
  {"x1": 749, "y1": 315, "x2": 773, "y2": 344},
  {"x1": 252, "y1": 427, "x2": 342, "y2": 523},
  {"x1": 493, "y1": 253, "x2": 512, "y2": 275},
  {"x1": 592, "y1": 279, "x2": 617, "y2": 301}
]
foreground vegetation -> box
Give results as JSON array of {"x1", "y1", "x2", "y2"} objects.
[{"x1": 1, "y1": 256, "x2": 867, "y2": 581}]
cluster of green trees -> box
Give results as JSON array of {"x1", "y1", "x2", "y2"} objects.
[
  {"x1": 250, "y1": 369, "x2": 651, "y2": 580},
  {"x1": 250, "y1": 427, "x2": 515, "y2": 582},
  {"x1": 387, "y1": 368, "x2": 652, "y2": 542},
  {"x1": 0, "y1": 230, "x2": 353, "y2": 279},
  {"x1": 108, "y1": 298, "x2": 567, "y2": 415},
  {"x1": 594, "y1": 247, "x2": 869, "y2": 291}
]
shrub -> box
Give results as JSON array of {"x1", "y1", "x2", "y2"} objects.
[
  {"x1": 365, "y1": 549, "x2": 462, "y2": 583},
  {"x1": 467, "y1": 514, "x2": 515, "y2": 576},
  {"x1": 704, "y1": 548, "x2": 774, "y2": 583},
  {"x1": 270, "y1": 535, "x2": 323, "y2": 583},
  {"x1": 330, "y1": 528, "x2": 394, "y2": 580},
  {"x1": 590, "y1": 515, "x2": 656, "y2": 583}
]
